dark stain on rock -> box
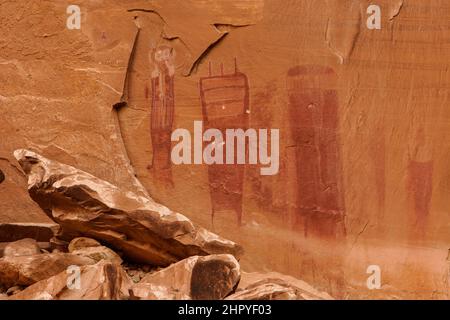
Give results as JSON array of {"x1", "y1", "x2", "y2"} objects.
[{"x1": 0, "y1": 169, "x2": 4, "y2": 184}]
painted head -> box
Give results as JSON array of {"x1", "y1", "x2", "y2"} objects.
[{"x1": 150, "y1": 45, "x2": 175, "y2": 76}]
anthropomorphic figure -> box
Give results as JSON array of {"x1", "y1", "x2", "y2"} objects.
[
  {"x1": 149, "y1": 46, "x2": 175, "y2": 185},
  {"x1": 199, "y1": 60, "x2": 250, "y2": 225}
]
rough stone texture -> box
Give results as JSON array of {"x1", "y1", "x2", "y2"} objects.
[
  {"x1": 1, "y1": 0, "x2": 450, "y2": 299},
  {"x1": 68, "y1": 237, "x2": 101, "y2": 253},
  {"x1": 133, "y1": 254, "x2": 240, "y2": 300},
  {"x1": 0, "y1": 253, "x2": 95, "y2": 288},
  {"x1": 14, "y1": 149, "x2": 243, "y2": 266},
  {"x1": 3, "y1": 238, "x2": 41, "y2": 257},
  {"x1": 0, "y1": 223, "x2": 59, "y2": 242},
  {"x1": 226, "y1": 283, "x2": 298, "y2": 300},
  {"x1": 72, "y1": 246, "x2": 123, "y2": 264},
  {"x1": 228, "y1": 271, "x2": 333, "y2": 300},
  {"x1": 10, "y1": 261, "x2": 133, "y2": 300}
]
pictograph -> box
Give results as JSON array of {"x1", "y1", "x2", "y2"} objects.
[{"x1": 199, "y1": 59, "x2": 250, "y2": 225}]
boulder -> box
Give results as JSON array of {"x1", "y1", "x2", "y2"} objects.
[
  {"x1": 10, "y1": 261, "x2": 133, "y2": 300},
  {"x1": 3, "y1": 238, "x2": 41, "y2": 257},
  {"x1": 227, "y1": 271, "x2": 333, "y2": 300},
  {"x1": 14, "y1": 149, "x2": 243, "y2": 266},
  {"x1": 132, "y1": 254, "x2": 240, "y2": 300},
  {"x1": 0, "y1": 252, "x2": 95, "y2": 288},
  {"x1": 0, "y1": 242, "x2": 51, "y2": 258},
  {"x1": 68, "y1": 237, "x2": 101, "y2": 252},
  {"x1": 226, "y1": 282, "x2": 298, "y2": 300},
  {"x1": 71, "y1": 246, "x2": 122, "y2": 264}
]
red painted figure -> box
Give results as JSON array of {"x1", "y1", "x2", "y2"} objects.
[
  {"x1": 199, "y1": 60, "x2": 250, "y2": 225},
  {"x1": 287, "y1": 65, "x2": 346, "y2": 239},
  {"x1": 149, "y1": 46, "x2": 175, "y2": 185}
]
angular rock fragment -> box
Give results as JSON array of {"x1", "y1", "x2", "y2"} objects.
[
  {"x1": 132, "y1": 254, "x2": 240, "y2": 300},
  {"x1": 0, "y1": 223, "x2": 59, "y2": 242},
  {"x1": 10, "y1": 261, "x2": 133, "y2": 300},
  {"x1": 226, "y1": 282, "x2": 298, "y2": 300},
  {"x1": 3, "y1": 238, "x2": 41, "y2": 257},
  {"x1": 0, "y1": 253, "x2": 95, "y2": 288},
  {"x1": 228, "y1": 271, "x2": 333, "y2": 300},
  {"x1": 14, "y1": 149, "x2": 243, "y2": 266}
]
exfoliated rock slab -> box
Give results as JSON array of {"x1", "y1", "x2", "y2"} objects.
[
  {"x1": 226, "y1": 282, "x2": 297, "y2": 300},
  {"x1": 133, "y1": 254, "x2": 240, "y2": 300},
  {"x1": 0, "y1": 223, "x2": 59, "y2": 242},
  {"x1": 14, "y1": 149, "x2": 243, "y2": 266},
  {"x1": 3, "y1": 238, "x2": 40, "y2": 257},
  {"x1": 229, "y1": 271, "x2": 333, "y2": 300},
  {"x1": 10, "y1": 261, "x2": 133, "y2": 300},
  {"x1": 0, "y1": 253, "x2": 95, "y2": 288}
]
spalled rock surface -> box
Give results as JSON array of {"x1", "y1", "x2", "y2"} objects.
[
  {"x1": 10, "y1": 261, "x2": 133, "y2": 300},
  {"x1": 229, "y1": 272, "x2": 334, "y2": 300},
  {"x1": 14, "y1": 149, "x2": 243, "y2": 266},
  {"x1": 68, "y1": 237, "x2": 101, "y2": 252},
  {"x1": 0, "y1": 253, "x2": 95, "y2": 288},
  {"x1": 133, "y1": 254, "x2": 240, "y2": 300},
  {"x1": 3, "y1": 238, "x2": 41, "y2": 257},
  {"x1": 0, "y1": 223, "x2": 59, "y2": 242},
  {"x1": 72, "y1": 246, "x2": 123, "y2": 264}
]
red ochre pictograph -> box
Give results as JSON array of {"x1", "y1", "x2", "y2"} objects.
[
  {"x1": 149, "y1": 46, "x2": 175, "y2": 185},
  {"x1": 287, "y1": 65, "x2": 346, "y2": 239},
  {"x1": 406, "y1": 129, "x2": 433, "y2": 237},
  {"x1": 199, "y1": 59, "x2": 250, "y2": 225}
]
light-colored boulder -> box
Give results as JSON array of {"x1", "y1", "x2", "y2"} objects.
[
  {"x1": 0, "y1": 253, "x2": 95, "y2": 288},
  {"x1": 226, "y1": 282, "x2": 298, "y2": 300},
  {"x1": 227, "y1": 271, "x2": 334, "y2": 300},
  {"x1": 3, "y1": 238, "x2": 41, "y2": 257},
  {"x1": 14, "y1": 149, "x2": 243, "y2": 266},
  {"x1": 10, "y1": 261, "x2": 133, "y2": 300},
  {"x1": 72, "y1": 246, "x2": 122, "y2": 264},
  {"x1": 68, "y1": 237, "x2": 101, "y2": 253},
  {"x1": 133, "y1": 254, "x2": 241, "y2": 300}
]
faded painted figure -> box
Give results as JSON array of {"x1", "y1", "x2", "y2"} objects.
[
  {"x1": 287, "y1": 65, "x2": 346, "y2": 240},
  {"x1": 149, "y1": 46, "x2": 175, "y2": 185},
  {"x1": 199, "y1": 60, "x2": 250, "y2": 225}
]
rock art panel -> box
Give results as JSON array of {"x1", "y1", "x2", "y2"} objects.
[
  {"x1": 199, "y1": 60, "x2": 250, "y2": 225},
  {"x1": 287, "y1": 65, "x2": 346, "y2": 239},
  {"x1": 149, "y1": 46, "x2": 176, "y2": 185}
]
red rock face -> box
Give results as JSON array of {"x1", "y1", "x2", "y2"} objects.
[
  {"x1": 287, "y1": 65, "x2": 345, "y2": 239},
  {"x1": 199, "y1": 63, "x2": 250, "y2": 225},
  {"x1": 1, "y1": 0, "x2": 450, "y2": 300}
]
